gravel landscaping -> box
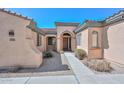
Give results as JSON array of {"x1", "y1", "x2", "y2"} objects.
[
  {"x1": 80, "y1": 59, "x2": 124, "y2": 74},
  {"x1": 0, "y1": 51, "x2": 70, "y2": 73}
]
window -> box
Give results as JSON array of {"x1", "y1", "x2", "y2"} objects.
[
  {"x1": 92, "y1": 31, "x2": 98, "y2": 48},
  {"x1": 9, "y1": 30, "x2": 15, "y2": 41},
  {"x1": 76, "y1": 33, "x2": 81, "y2": 46},
  {"x1": 37, "y1": 34, "x2": 42, "y2": 46},
  {"x1": 9, "y1": 30, "x2": 14, "y2": 37}
]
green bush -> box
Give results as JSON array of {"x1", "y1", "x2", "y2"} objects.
[
  {"x1": 43, "y1": 51, "x2": 53, "y2": 58},
  {"x1": 75, "y1": 49, "x2": 87, "y2": 60}
]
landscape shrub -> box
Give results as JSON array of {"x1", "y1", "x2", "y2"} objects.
[
  {"x1": 86, "y1": 60, "x2": 113, "y2": 72},
  {"x1": 75, "y1": 49, "x2": 87, "y2": 60},
  {"x1": 43, "y1": 51, "x2": 53, "y2": 58}
]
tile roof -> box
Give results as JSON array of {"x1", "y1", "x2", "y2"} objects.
[
  {"x1": 105, "y1": 10, "x2": 124, "y2": 24},
  {"x1": 2, "y1": 8, "x2": 124, "y2": 34},
  {"x1": 40, "y1": 28, "x2": 57, "y2": 35},
  {"x1": 74, "y1": 20, "x2": 104, "y2": 33},
  {"x1": 74, "y1": 10, "x2": 124, "y2": 33},
  {"x1": 0, "y1": 8, "x2": 32, "y2": 21},
  {"x1": 27, "y1": 21, "x2": 45, "y2": 35},
  {"x1": 55, "y1": 22, "x2": 80, "y2": 26}
]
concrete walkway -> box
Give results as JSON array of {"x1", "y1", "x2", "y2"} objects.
[
  {"x1": 64, "y1": 52, "x2": 124, "y2": 84},
  {"x1": 64, "y1": 52, "x2": 96, "y2": 84}
]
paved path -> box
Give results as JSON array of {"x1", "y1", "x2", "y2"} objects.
[
  {"x1": 64, "y1": 52, "x2": 96, "y2": 84},
  {"x1": 64, "y1": 53, "x2": 93, "y2": 75},
  {"x1": 64, "y1": 52, "x2": 124, "y2": 84}
]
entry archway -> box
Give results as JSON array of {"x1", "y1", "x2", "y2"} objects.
[{"x1": 62, "y1": 33, "x2": 71, "y2": 51}]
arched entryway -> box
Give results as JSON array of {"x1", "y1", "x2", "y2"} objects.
[{"x1": 62, "y1": 33, "x2": 71, "y2": 51}]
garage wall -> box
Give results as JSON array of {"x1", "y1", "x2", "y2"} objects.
[{"x1": 104, "y1": 21, "x2": 124, "y2": 64}]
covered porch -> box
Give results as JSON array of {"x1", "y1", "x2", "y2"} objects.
[{"x1": 57, "y1": 31, "x2": 76, "y2": 52}]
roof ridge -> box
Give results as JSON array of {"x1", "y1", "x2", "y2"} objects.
[
  {"x1": 55, "y1": 21, "x2": 80, "y2": 26},
  {"x1": 105, "y1": 10, "x2": 124, "y2": 21},
  {"x1": 0, "y1": 8, "x2": 32, "y2": 21}
]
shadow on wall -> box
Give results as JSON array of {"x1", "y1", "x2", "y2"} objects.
[{"x1": 103, "y1": 26, "x2": 109, "y2": 49}]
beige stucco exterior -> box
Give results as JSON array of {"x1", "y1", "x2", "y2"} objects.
[
  {"x1": 1, "y1": 9, "x2": 124, "y2": 69},
  {"x1": 88, "y1": 27, "x2": 103, "y2": 59},
  {"x1": 104, "y1": 21, "x2": 124, "y2": 64},
  {"x1": 0, "y1": 11, "x2": 43, "y2": 68},
  {"x1": 76, "y1": 29, "x2": 89, "y2": 53},
  {"x1": 75, "y1": 19, "x2": 124, "y2": 64},
  {"x1": 56, "y1": 26, "x2": 76, "y2": 52},
  {"x1": 37, "y1": 35, "x2": 45, "y2": 52},
  {"x1": 45, "y1": 34, "x2": 56, "y2": 51},
  {"x1": 76, "y1": 27, "x2": 103, "y2": 59}
]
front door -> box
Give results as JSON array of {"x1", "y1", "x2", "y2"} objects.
[{"x1": 63, "y1": 37, "x2": 71, "y2": 51}]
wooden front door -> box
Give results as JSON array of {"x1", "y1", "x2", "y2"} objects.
[{"x1": 63, "y1": 37, "x2": 71, "y2": 51}]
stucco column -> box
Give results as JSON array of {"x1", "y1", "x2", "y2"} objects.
[
  {"x1": 71, "y1": 37, "x2": 76, "y2": 51},
  {"x1": 57, "y1": 36, "x2": 63, "y2": 52},
  {"x1": 44, "y1": 36, "x2": 47, "y2": 51}
]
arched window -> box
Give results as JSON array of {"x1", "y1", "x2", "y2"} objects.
[
  {"x1": 92, "y1": 31, "x2": 98, "y2": 48},
  {"x1": 9, "y1": 30, "x2": 14, "y2": 37}
]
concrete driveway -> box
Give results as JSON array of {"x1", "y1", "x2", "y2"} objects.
[{"x1": 0, "y1": 75, "x2": 78, "y2": 84}]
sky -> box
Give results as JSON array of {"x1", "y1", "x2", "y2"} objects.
[{"x1": 6, "y1": 8, "x2": 124, "y2": 28}]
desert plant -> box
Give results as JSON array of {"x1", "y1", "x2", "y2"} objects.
[
  {"x1": 75, "y1": 49, "x2": 87, "y2": 60},
  {"x1": 43, "y1": 51, "x2": 53, "y2": 58},
  {"x1": 86, "y1": 60, "x2": 113, "y2": 72}
]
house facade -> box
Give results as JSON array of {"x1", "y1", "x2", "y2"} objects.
[
  {"x1": 0, "y1": 9, "x2": 124, "y2": 68},
  {"x1": 75, "y1": 11, "x2": 124, "y2": 65},
  {"x1": 38, "y1": 22, "x2": 79, "y2": 52},
  {"x1": 0, "y1": 9, "x2": 43, "y2": 68}
]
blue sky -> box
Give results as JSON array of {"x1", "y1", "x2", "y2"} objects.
[{"x1": 7, "y1": 8, "x2": 124, "y2": 28}]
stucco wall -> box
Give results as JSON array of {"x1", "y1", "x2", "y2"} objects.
[
  {"x1": 88, "y1": 27, "x2": 103, "y2": 59},
  {"x1": 36, "y1": 34, "x2": 45, "y2": 52},
  {"x1": 41, "y1": 35, "x2": 45, "y2": 51},
  {"x1": 104, "y1": 21, "x2": 124, "y2": 64},
  {"x1": 43, "y1": 34, "x2": 56, "y2": 51},
  {"x1": 76, "y1": 27, "x2": 103, "y2": 59},
  {"x1": 56, "y1": 26, "x2": 76, "y2": 52},
  {"x1": 76, "y1": 29, "x2": 89, "y2": 54},
  {"x1": 0, "y1": 11, "x2": 42, "y2": 68}
]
